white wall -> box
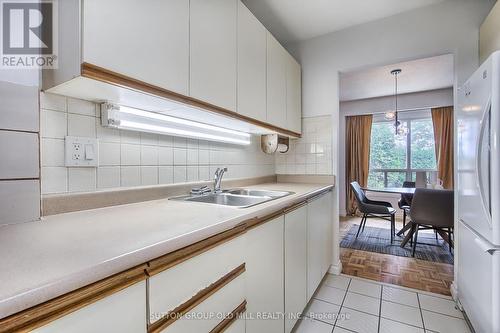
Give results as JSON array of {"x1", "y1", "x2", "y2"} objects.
[
  {"x1": 480, "y1": 0, "x2": 500, "y2": 63},
  {"x1": 284, "y1": 0, "x2": 494, "y2": 287},
  {"x1": 40, "y1": 93, "x2": 275, "y2": 195},
  {"x1": 338, "y1": 88, "x2": 453, "y2": 216}
]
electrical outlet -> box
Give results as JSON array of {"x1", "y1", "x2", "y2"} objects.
[{"x1": 65, "y1": 136, "x2": 98, "y2": 167}]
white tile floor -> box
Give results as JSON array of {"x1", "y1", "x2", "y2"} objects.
[{"x1": 295, "y1": 274, "x2": 471, "y2": 333}]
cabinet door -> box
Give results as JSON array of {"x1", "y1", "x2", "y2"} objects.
[
  {"x1": 284, "y1": 206, "x2": 308, "y2": 333},
  {"x1": 34, "y1": 281, "x2": 147, "y2": 333},
  {"x1": 266, "y1": 33, "x2": 287, "y2": 126},
  {"x1": 322, "y1": 191, "x2": 334, "y2": 274},
  {"x1": 245, "y1": 216, "x2": 285, "y2": 333},
  {"x1": 190, "y1": 0, "x2": 237, "y2": 111},
  {"x1": 237, "y1": 1, "x2": 267, "y2": 122},
  {"x1": 286, "y1": 53, "x2": 302, "y2": 134},
  {"x1": 83, "y1": 0, "x2": 189, "y2": 95},
  {"x1": 307, "y1": 198, "x2": 323, "y2": 299}
]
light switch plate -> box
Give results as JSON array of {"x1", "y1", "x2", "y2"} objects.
[{"x1": 65, "y1": 136, "x2": 99, "y2": 167}]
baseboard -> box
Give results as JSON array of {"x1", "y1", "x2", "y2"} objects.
[
  {"x1": 450, "y1": 282, "x2": 461, "y2": 308},
  {"x1": 328, "y1": 261, "x2": 343, "y2": 275}
]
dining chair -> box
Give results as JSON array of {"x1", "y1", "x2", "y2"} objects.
[
  {"x1": 408, "y1": 188, "x2": 454, "y2": 256},
  {"x1": 398, "y1": 181, "x2": 415, "y2": 229},
  {"x1": 350, "y1": 182, "x2": 397, "y2": 243}
]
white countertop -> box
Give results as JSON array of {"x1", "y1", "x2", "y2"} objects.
[{"x1": 0, "y1": 182, "x2": 333, "y2": 319}]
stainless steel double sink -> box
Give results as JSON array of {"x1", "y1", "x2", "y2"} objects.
[{"x1": 170, "y1": 188, "x2": 294, "y2": 208}]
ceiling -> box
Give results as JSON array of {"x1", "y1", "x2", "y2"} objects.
[
  {"x1": 242, "y1": 0, "x2": 445, "y2": 43},
  {"x1": 339, "y1": 54, "x2": 454, "y2": 101}
]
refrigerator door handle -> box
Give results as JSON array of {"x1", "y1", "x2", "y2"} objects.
[
  {"x1": 475, "y1": 96, "x2": 492, "y2": 223},
  {"x1": 461, "y1": 219, "x2": 500, "y2": 254}
]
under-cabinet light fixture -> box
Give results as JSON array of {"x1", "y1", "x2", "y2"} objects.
[{"x1": 100, "y1": 103, "x2": 252, "y2": 145}]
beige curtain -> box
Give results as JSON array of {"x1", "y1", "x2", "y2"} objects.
[
  {"x1": 345, "y1": 115, "x2": 373, "y2": 215},
  {"x1": 431, "y1": 106, "x2": 454, "y2": 189}
]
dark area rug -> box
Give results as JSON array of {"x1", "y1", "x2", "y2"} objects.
[{"x1": 340, "y1": 224, "x2": 454, "y2": 264}]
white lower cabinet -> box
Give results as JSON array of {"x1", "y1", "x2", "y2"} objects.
[
  {"x1": 30, "y1": 190, "x2": 333, "y2": 332},
  {"x1": 307, "y1": 191, "x2": 334, "y2": 299},
  {"x1": 162, "y1": 275, "x2": 246, "y2": 333},
  {"x1": 284, "y1": 205, "x2": 308, "y2": 333},
  {"x1": 148, "y1": 236, "x2": 245, "y2": 323},
  {"x1": 245, "y1": 216, "x2": 285, "y2": 333},
  {"x1": 34, "y1": 281, "x2": 147, "y2": 333}
]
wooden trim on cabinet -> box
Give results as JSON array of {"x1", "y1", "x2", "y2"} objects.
[
  {"x1": 306, "y1": 188, "x2": 332, "y2": 203},
  {"x1": 283, "y1": 201, "x2": 307, "y2": 214},
  {"x1": 210, "y1": 300, "x2": 247, "y2": 333},
  {"x1": 146, "y1": 223, "x2": 246, "y2": 276},
  {"x1": 148, "y1": 264, "x2": 246, "y2": 333},
  {"x1": 0, "y1": 264, "x2": 148, "y2": 333},
  {"x1": 245, "y1": 209, "x2": 284, "y2": 230},
  {"x1": 80, "y1": 63, "x2": 301, "y2": 138}
]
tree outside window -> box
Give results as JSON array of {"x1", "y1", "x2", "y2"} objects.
[{"x1": 368, "y1": 116, "x2": 436, "y2": 188}]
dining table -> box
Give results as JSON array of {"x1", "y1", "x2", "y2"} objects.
[
  {"x1": 363, "y1": 186, "x2": 453, "y2": 249},
  {"x1": 362, "y1": 187, "x2": 416, "y2": 195}
]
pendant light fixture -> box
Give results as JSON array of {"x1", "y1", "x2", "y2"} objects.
[{"x1": 388, "y1": 68, "x2": 407, "y2": 136}]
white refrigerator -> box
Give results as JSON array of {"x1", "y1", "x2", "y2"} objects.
[{"x1": 457, "y1": 50, "x2": 500, "y2": 333}]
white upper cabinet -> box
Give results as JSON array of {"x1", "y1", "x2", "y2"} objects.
[
  {"x1": 266, "y1": 32, "x2": 288, "y2": 127},
  {"x1": 190, "y1": 0, "x2": 238, "y2": 111},
  {"x1": 286, "y1": 53, "x2": 302, "y2": 133},
  {"x1": 82, "y1": 0, "x2": 189, "y2": 95},
  {"x1": 237, "y1": 1, "x2": 267, "y2": 122}
]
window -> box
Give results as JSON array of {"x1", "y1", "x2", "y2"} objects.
[{"x1": 368, "y1": 116, "x2": 436, "y2": 188}]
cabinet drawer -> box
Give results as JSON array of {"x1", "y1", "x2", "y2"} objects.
[
  {"x1": 33, "y1": 281, "x2": 147, "y2": 333},
  {"x1": 156, "y1": 274, "x2": 246, "y2": 333},
  {"x1": 149, "y1": 235, "x2": 245, "y2": 324}
]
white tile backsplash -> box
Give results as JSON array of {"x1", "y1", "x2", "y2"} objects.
[
  {"x1": 68, "y1": 168, "x2": 96, "y2": 192},
  {"x1": 187, "y1": 166, "x2": 199, "y2": 182},
  {"x1": 174, "y1": 166, "x2": 187, "y2": 183},
  {"x1": 276, "y1": 116, "x2": 333, "y2": 175},
  {"x1": 141, "y1": 145, "x2": 159, "y2": 166},
  {"x1": 41, "y1": 167, "x2": 67, "y2": 194},
  {"x1": 173, "y1": 148, "x2": 187, "y2": 165},
  {"x1": 159, "y1": 166, "x2": 174, "y2": 184},
  {"x1": 141, "y1": 166, "x2": 158, "y2": 186},
  {"x1": 67, "y1": 98, "x2": 96, "y2": 116},
  {"x1": 40, "y1": 94, "x2": 276, "y2": 194},
  {"x1": 68, "y1": 113, "x2": 96, "y2": 137},
  {"x1": 121, "y1": 144, "x2": 141, "y2": 166},
  {"x1": 41, "y1": 138, "x2": 65, "y2": 167},
  {"x1": 41, "y1": 109, "x2": 67, "y2": 139},
  {"x1": 97, "y1": 167, "x2": 120, "y2": 189},
  {"x1": 99, "y1": 142, "x2": 121, "y2": 166},
  {"x1": 121, "y1": 166, "x2": 141, "y2": 187}
]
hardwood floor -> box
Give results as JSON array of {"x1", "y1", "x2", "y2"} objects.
[{"x1": 339, "y1": 216, "x2": 454, "y2": 296}]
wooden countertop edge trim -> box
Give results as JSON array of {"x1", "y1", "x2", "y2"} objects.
[
  {"x1": 148, "y1": 264, "x2": 246, "y2": 333},
  {"x1": 146, "y1": 224, "x2": 247, "y2": 276},
  {"x1": 210, "y1": 300, "x2": 247, "y2": 333},
  {"x1": 80, "y1": 62, "x2": 301, "y2": 138},
  {"x1": 0, "y1": 264, "x2": 148, "y2": 333},
  {"x1": 0, "y1": 186, "x2": 333, "y2": 331}
]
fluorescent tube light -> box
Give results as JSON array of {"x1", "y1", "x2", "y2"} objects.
[{"x1": 101, "y1": 103, "x2": 251, "y2": 145}]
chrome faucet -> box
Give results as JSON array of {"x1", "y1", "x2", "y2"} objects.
[{"x1": 213, "y1": 167, "x2": 228, "y2": 193}]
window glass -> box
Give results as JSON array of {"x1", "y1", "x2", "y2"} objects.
[
  {"x1": 369, "y1": 121, "x2": 407, "y2": 169},
  {"x1": 411, "y1": 119, "x2": 437, "y2": 169},
  {"x1": 367, "y1": 171, "x2": 384, "y2": 188}
]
